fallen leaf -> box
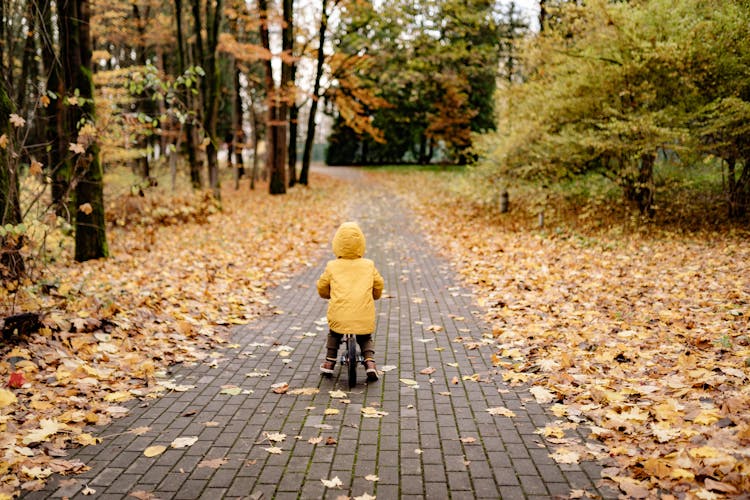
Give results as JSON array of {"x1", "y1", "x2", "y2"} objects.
[
  {"x1": 325, "y1": 436, "x2": 337, "y2": 445},
  {"x1": 487, "y1": 407, "x2": 516, "y2": 418},
  {"x1": 549, "y1": 448, "x2": 581, "y2": 464},
  {"x1": 529, "y1": 386, "x2": 556, "y2": 404},
  {"x1": 329, "y1": 390, "x2": 348, "y2": 398},
  {"x1": 324, "y1": 408, "x2": 340, "y2": 416},
  {"x1": 143, "y1": 445, "x2": 167, "y2": 457},
  {"x1": 271, "y1": 383, "x2": 289, "y2": 394},
  {"x1": 419, "y1": 367, "x2": 436, "y2": 375},
  {"x1": 399, "y1": 378, "x2": 418, "y2": 386},
  {"x1": 81, "y1": 485, "x2": 96, "y2": 495},
  {"x1": 451, "y1": 376, "x2": 459, "y2": 384},
  {"x1": 23, "y1": 419, "x2": 68, "y2": 445},
  {"x1": 289, "y1": 387, "x2": 319, "y2": 396},
  {"x1": 171, "y1": 436, "x2": 198, "y2": 449},
  {"x1": 380, "y1": 365, "x2": 397, "y2": 372},
  {"x1": 0, "y1": 389, "x2": 18, "y2": 408},
  {"x1": 364, "y1": 474, "x2": 379, "y2": 482},
  {"x1": 361, "y1": 407, "x2": 388, "y2": 418},
  {"x1": 321, "y1": 476, "x2": 343, "y2": 488},
  {"x1": 129, "y1": 490, "x2": 160, "y2": 499},
  {"x1": 414, "y1": 448, "x2": 423, "y2": 454},
  {"x1": 264, "y1": 446, "x2": 283, "y2": 454},
  {"x1": 198, "y1": 458, "x2": 229, "y2": 469},
  {"x1": 308, "y1": 436, "x2": 323, "y2": 445},
  {"x1": 353, "y1": 494, "x2": 376, "y2": 500},
  {"x1": 21, "y1": 466, "x2": 53, "y2": 479},
  {"x1": 460, "y1": 437, "x2": 477, "y2": 444},
  {"x1": 265, "y1": 432, "x2": 286, "y2": 443}
]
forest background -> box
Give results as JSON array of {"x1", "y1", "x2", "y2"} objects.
[{"x1": 0, "y1": 0, "x2": 749, "y2": 498}]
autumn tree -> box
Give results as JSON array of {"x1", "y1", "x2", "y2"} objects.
[{"x1": 473, "y1": 0, "x2": 750, "y2": 218}]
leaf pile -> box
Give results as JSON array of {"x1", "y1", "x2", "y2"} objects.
[
  {"x1": 0, "y1": 174, "x2": 352, "y2": 497},
  {"x1": 385, "y1": 171, "x2": 750, "y2": 498}
]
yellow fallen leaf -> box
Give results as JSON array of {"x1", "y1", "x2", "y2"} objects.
[
  {"x1": 143, "y1": 445, "x2": 167, "y2": 457},
  {"x1": 0, "y1": 389, "x2": 17, "y2": 409},
  {"x1": 324, "y1": 408, "x2": 340, "y2": 415},
  {"x1": 104, "y1": 391, "x2": 133, "y2": 403},
  {"x1": 487, "y1": 407, "x2": 516, "y2": 417},
  {"x1": 23, "y1": 419, "x2": 68, "y2": 445},
  {"x1": 21, "y1": 466, "x2": 53, "y2": 479},
  {"x1": 549, "y1": 448, "x2": 581, "y2": 464},
  {"x1": 264, "y1": 446, "x2": 283, "y2": 454},
  {"x1": 74, "y1": 433, "x2": 102, "y2": 446},
  {"x1": 400, "y1": 378, "x2": 418, "y2": 386},
  {"x1": 329, "y1": 390, "x2": 348, "y2": 398}
]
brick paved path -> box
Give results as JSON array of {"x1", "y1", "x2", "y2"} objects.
[{"x1": 32, "y1": 168, "x2": 615, "y2": 499}]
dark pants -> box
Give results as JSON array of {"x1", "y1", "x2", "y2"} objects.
[{"x1": 326, "y1": 330, "x2": 374, "y2": 360}]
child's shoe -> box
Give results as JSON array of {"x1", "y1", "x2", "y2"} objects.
[
  {"x1": 320, "y1": 358, "x2": 336, "y2": 376},
  {"x1": 364, "y1": 359, "x2": 379, "y2": 382}
]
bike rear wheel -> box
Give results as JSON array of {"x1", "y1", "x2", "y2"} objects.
[{"x1": 347, "y1": 336, "x2": 357, "y2": 388}]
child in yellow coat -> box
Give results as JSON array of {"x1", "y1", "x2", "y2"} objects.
[{"x1": 317, "y1": 222, "x2": 384, "y2": 381}]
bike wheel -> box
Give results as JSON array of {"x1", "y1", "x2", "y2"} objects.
[{"x1": 347, "y1": 336, "x2": 357, "y2": 388}]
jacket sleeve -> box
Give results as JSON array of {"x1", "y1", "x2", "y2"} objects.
[
  {"x1": 372, "y1": 265, "x2": 384, "y2": 300},
  {"x1": 317, "y1": 265, "x2": 331, "y2": 299}
]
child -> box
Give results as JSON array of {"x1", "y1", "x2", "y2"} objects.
[{"x1": 317, "y1": 222, "x2": 384, "y2": 382}]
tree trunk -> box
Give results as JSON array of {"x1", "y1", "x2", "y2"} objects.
[
  {"x1": 37, "y1": 0, "x2": 69, "y2": 217},
  {"x1": 283, "y1": 0, "x2": 296, "y2": 187},
  {"x1": 727, "y1": 157, "x2": 750, "y2": 219},
  {"x1": 622, "y1": 153, "x2": 655, "y2": 216},
  {"x1": 299, "y1": 0, "x2": 329, "y2": 186},
  {"x1": 250, "y1": 101, "x2": 260, "y2": 190},
  {"x1": 59, "y1": 0, "x2": 108, "y2": 261},
  {"x1": 133, "y1": 3, "x2": 152, "y2": 180},
  {"x1": 203, "y1": 0, "x2": 223, "y2": 199},
  {"x1": 0, "y1": 80, "x2": 25, "y2": 280},
  {"x1": 259, "y1": 0, "x2": 286, "y2": 194},
  {"x1": 175, "y1": 0, "x2": 202, "y2": 189},
  {"x1": 233, "y1": 65, "x2": 245, "y2": 189}
]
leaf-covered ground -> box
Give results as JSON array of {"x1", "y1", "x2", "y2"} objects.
[
  {"x1": 381, "y1": 171, "x2": 750, "y2": 499},
  {"x1": 0, "y1": 174, "x2": 351, "y2": 497}
]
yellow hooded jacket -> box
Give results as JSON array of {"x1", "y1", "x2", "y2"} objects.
[{"x1": 317, "y1": 222, "x2": 384, "y2": 334}]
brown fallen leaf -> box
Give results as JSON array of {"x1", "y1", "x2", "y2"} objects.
[
  {"x1": 419, "y1": 367, "x2": 436, "y2": 375},
  {"x1": 129, "y1": 490, "x2": 160, "y2": 499},
  {"x1": 271, "y1": 383, "x2": 289, "y2": 394},
  {"x1": 325, "y1": 436, "x2": 337, "y2": 446},
  {"x1": 198, "y1": 458, "x2": 229, "y2": 469},
  {"x1": 460, "y1": 437, "x2": 477, "y2": 444}
]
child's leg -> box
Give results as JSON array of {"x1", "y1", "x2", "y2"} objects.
[
  {"x1": 326, "y1": 330, "x2": 343, "y2": 360},
  {"x1": 357, "y1": 334, "x2": 378, "y2": 382},
  {"x1": 321, "y1": 330, "x2": 343, "y2": 375},
  {"x1": 356, "y1": 334, "x2": 374, "y2": 360}
]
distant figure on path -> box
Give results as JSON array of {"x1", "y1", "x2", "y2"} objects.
[{"x1": 317, "y1": 222, "x2": 384, "y2": 381}]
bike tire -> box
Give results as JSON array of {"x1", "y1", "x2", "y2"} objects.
[{"x1": 347, "y1": 336, "x2": 357, "y2": 388}]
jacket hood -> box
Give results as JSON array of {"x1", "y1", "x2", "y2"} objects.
[{"x1": 332, "y1": 222, "x2": 366, "y2": 259}]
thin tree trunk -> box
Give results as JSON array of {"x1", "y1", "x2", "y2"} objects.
[
  {"x1": 283, "y1": 0, "x2": 296, "y2": 187},
  {"x1": 38, "y1": 0, "x2": 69, "y2": 217},
  {"x1": 59, "y1": 0, "x2": 108, "y2": 261},
  {"x1": 0, "y1": 79, "x2": 25, "y2": 279},
  {"x1": 133, "y1": 3, "x2": 151, "y2": 179},
  {"x1": 175, "y1": 0, "x2": 202, "y2": 188},
  {"x1": 250, "y1": 101, "x2": 259, "y2": 190},
  {"x1": 259, "y1": 0, "x2": 286, "y2": 194},
  {"x1": 205, "y1": 0, "x2": 223, "y2": 199},
  {"x1": 300, "y1": 0, "x2": 329, "y2": 186},
  {"x1": 233, "y1": 65, "x2": 244, "y2": 189}
]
